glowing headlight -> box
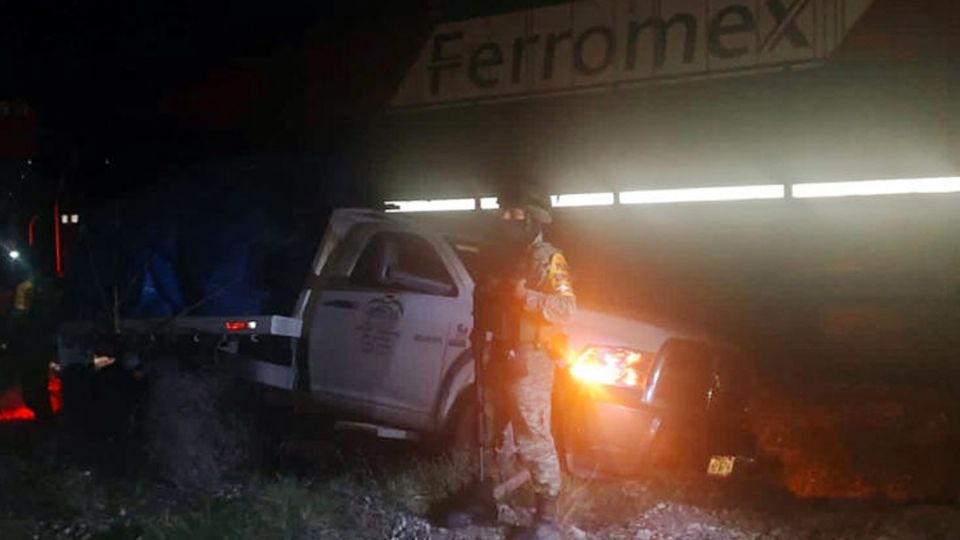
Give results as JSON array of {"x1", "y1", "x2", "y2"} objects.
[{"x1": 569, "y1": 346, "x2": 649, "y2": 387}]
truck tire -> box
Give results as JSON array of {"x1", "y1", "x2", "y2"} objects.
[
  {"x1": 443, "y1": 393, "x2": 477, "y2": 451},
  {"x1": 646, "y1": 423, "x2": 710, "y2": 476}
]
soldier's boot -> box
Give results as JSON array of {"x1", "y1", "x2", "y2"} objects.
[{"x1": 513, "y1": 493, "x2": 560, "y2": 540}]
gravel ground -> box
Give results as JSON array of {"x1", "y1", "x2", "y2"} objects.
[
  {"x1": 4, "y1": 365, "x2": 960, "y2": 539},
  {"x1": 3, "y1": 442, "x2": 960, "y2": 540}
]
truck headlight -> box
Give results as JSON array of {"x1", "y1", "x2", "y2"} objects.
[{"x1": 569, "y1": 346, "x2": 650, "y2": 388}]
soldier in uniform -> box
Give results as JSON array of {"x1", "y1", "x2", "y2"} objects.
[{"x1": 486, "y1": 187, "x2": 575, "y2": 540}]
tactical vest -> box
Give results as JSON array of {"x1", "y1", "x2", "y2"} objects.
[{"x1": 496, "y1": 241, "x2": 568, "y2": 356}]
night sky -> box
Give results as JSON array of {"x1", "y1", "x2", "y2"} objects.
[{"x1": 0, "y1": 1, "x2": 446, "y2": 196}]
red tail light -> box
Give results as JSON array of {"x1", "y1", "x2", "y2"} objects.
[
  {"x1": 225, "y1": 320, "x2": 257, "y2": 331},
  {"x1": 48, "y1": 370, "x2": 63, "y2": 414}
]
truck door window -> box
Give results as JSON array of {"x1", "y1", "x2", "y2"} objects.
[{"x1": 350, "y1": 232, "x2": 457, "y2": 297}]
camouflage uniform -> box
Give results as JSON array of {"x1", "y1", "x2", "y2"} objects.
[{"x1": 494, "y1": 239, "x2": 576, "y2": 497}]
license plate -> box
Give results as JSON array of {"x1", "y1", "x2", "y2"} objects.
[{"x1": 707, "y1": 455, "x2": 736, "y2": 477}]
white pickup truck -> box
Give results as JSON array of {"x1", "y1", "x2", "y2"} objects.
[{"x1": 58, "y1": 209, "x2": 753, "y2": 476}]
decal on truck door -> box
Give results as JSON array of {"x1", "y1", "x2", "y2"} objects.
[{"x1": 357, "y1": 296, "x2": 404, "y2": 359}]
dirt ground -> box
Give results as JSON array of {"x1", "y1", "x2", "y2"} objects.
[
  {"x1": 3, "y1": 422, "x2": 960, "y2": 540},
  {"x1": 2, "y1": 364, "x2": 960, "y2": 539},
  {"x1": 3, "y1": 447, "x2": 960, "y2": 540}
]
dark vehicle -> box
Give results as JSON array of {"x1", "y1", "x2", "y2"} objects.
[{"x1": 556, "y1": 311, "x2": 754, "y2": 479}]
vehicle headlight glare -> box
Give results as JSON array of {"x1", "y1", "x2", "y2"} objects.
[{"x1": 569, "y1": 346, "x2": 648, "y2": 388}]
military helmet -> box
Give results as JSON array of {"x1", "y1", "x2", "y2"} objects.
[{"x1": 498, "y1": 183, "x2": 552, "y2": 224}]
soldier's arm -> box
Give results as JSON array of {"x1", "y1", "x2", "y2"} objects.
[{"x1": 521, "y1": 252, "x2": 576, "y2": 325}]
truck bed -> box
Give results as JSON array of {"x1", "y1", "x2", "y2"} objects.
[
  {"x1": 57, "y1": 315, "x2": 303, "y2": 391},
  {"x1": 60, "y1": 315, "x2": 302, "y2": 341}
]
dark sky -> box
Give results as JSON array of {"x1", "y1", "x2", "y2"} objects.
[
  {"x1": 2, "y1": 1, "x2": 578, "y2": 136},
  {"x1": 3, "y1": 2, "x2": 427, "y2": 107},
  {"x1": 0, "y1": 1, "x2": 446, "y2": 195}
]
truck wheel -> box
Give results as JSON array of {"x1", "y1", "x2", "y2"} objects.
[
  {"x1": 646, "y1": 425, "x2": 679, "y2": 470},
  {"x1": 647, "y1": 425, "x2": 710, "y2": 475},
  {"x1": 444, "y1": 396, "x2": 477, "y2": 451}
]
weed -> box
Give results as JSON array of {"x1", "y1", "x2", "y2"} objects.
[
  {"x1": 0, "y1": 454, "x2": 103, "y2": 519},
  {"x1": 379, "y1": 451, "x2": 474, "y2": 514},
  {"x1": 142, "y1": 476, "x2": 346, "y2": 540},
  {"x1": 258, "y1": 476, "x2": 346, "y2": 533},
  {"x1": 142, "y1": 496, "x2": 259, "y2": 539}
]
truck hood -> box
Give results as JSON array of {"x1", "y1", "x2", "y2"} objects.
[{"x1": 565, "y1": 307, "x2": 702, "y2": 356}]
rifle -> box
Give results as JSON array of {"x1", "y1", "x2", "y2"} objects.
[
  {"x1": 475, "y1": 328, "x2": 492, "y2": 481},
  {"x1": 475, "y1": 327, "x2": 533, "y2": 498},
  {"x1": 470, "y1": 279, "x2": 533, "y2": 501}
]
